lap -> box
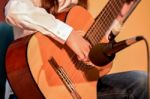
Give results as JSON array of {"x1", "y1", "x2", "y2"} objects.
[{"x1": 97, "y1": 70, "x2": 147, "y2": 99}]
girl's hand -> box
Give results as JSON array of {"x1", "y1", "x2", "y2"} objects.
[{"x1": 66, "y1": 30, "x2": 91, "y2": 62}]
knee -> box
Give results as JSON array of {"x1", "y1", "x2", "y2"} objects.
[
  {"x1": 128, "y1": 71, "x2": 148, "y2": 98},
  {"x1": 128, "y1": 71, "x2": 147, "y2": 94},
  {"x1": 132, "y1": 71, "x2": 147, "y2": 86}
]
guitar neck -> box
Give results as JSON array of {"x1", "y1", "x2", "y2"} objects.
[{"x1": 85, "y1": 0, "x2": 141, "y2": 46}]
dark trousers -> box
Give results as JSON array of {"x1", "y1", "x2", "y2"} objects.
[
  {"x1": 0, "y1": 22, "x2": 14, "y2": 99},
  {"x1": 97, "y1": 71, "x2": 148, "y2": 99}
]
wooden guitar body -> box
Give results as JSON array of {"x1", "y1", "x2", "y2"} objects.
[
  {"x1": 6, "y1": 0, "x2": 140, "y2": 98},
  {"x1": 6, "y1": 6, "x2": 99, "y2": 99}
]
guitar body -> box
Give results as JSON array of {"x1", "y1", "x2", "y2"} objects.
[
  {"x1": 6, "y1": 6, "x2": 100, "y2": 99},
  {"x1": 6, "y1": 0, "x2": 140, "y2": 98}
]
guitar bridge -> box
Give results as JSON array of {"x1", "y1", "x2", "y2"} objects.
[{"x1": 48, "y1": 57, "x2": 81, "y2": 99}]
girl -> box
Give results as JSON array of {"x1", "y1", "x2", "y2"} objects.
[{"x1": 4, "y1": 0, "x2": 147, "y2": 98}]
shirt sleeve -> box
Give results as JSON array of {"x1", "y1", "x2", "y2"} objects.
[{"x1": 5, "y1": 0, "x2": 73, "y2": 44}]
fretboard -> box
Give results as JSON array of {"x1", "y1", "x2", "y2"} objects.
[{"x1": 85, "y1": 0, "x2": 126, "y2": 46}]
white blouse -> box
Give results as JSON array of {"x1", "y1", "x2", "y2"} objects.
[{"x1": 5, "y1": 0, "x2": 78, "y2": 43}]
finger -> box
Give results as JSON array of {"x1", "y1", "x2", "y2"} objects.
[
  {"x1": 82, "y1": 42, "x2": 91, "y2": 62},
  {"x1": 77, "y1": 50, "x2": 89, "y2": 62},
  {"x1": 77, "y1": 53, "x2": 85, "y2": 61}
]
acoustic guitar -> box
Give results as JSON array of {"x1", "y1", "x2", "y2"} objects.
[{"x1": 5, "y1": 0, "x2": 141, "y2": 98}]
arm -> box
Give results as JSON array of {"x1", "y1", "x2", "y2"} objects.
[
  {"x1": 5, "y1": 0, "x2": 91, "y2": 62},
  {"x1": 5, "y1": 0, "x2": 72, "y2": 44}
]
